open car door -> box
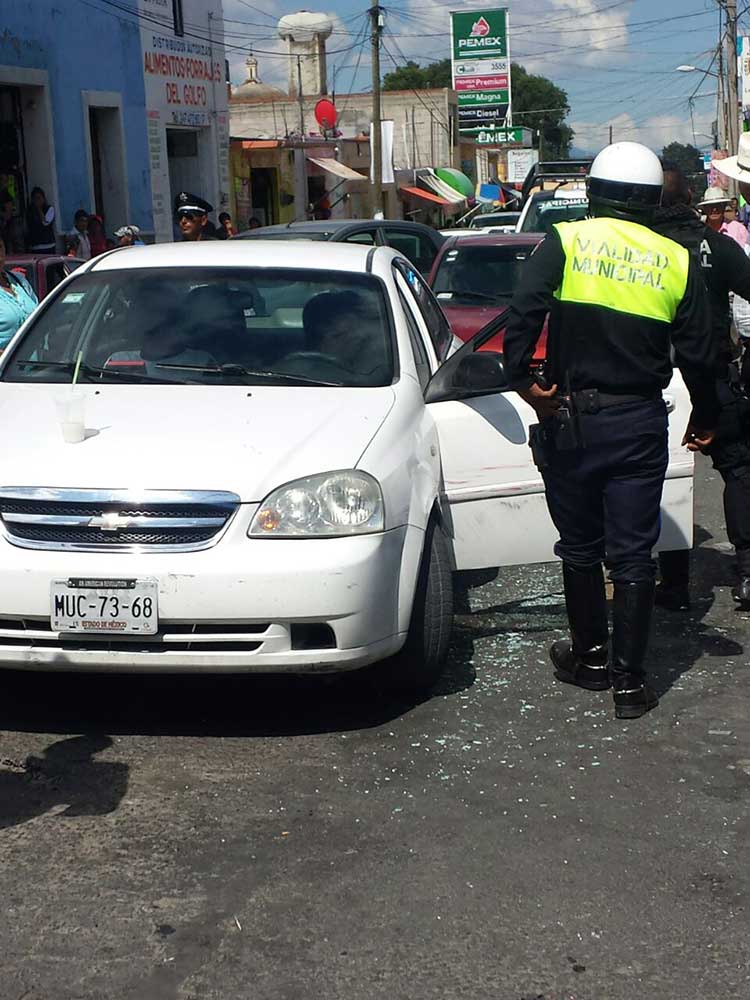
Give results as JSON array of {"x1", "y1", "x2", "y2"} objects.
[{"x1": 427, "y1": 317, "x2": 695, "y2": 572}]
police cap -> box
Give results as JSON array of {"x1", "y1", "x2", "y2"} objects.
[{"x1": 174, "y1": 191, "x2": 213, "y2": 216}]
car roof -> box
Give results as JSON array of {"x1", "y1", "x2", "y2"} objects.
[
  {"x1": 84, "y1": 240, "x2": 384, "y2": 273},
  {"x1": 236, "y1": 218, "x2": 439, "y2": 238},
  {"x1": 443, "y1": 232, "x2": 542, "y2": 249},
  {"x1": 530, "y1": 188, "x2": 587, "y2": 202},
  {"x1": 7, "y1": 254, "x2": 73, "y2": 264}
]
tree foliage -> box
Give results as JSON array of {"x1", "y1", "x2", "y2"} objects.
[
  {"x1": 383, "y1": 59, "x2": 573, "y2": 159},
  {"x1": 661, "y1": 142, "x2": 704, "y2": 177}
]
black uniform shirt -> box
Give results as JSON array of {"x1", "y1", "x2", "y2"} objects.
[
  {"x1": 504, "y1": 221, "x2": 720, "y2": 429},
  {"x1": 652, "y1": 205, "x2": 750, "y2": 369}
]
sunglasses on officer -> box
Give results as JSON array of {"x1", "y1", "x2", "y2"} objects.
[{"x1": 178, "y1": 211, "x2": 206, "y2": 221}]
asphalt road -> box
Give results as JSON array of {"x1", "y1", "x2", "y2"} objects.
[{"x1": 1, "y1": 458, "x2": 748, "y2": 1000}]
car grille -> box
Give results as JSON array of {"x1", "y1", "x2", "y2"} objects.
[
  {"x1": 0, "y1": 618, "x2": 268, "y2": 653},
  {"x1": 0, "y1": 619, "x2": 336, "y2": 654},
  {"x1": 0, "y1": 488, "x2": 240, "y2": 552}
]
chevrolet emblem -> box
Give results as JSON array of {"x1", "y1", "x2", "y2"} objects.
[{"x1": 89, "y1": 512, "x2": 131, "y2": 532}]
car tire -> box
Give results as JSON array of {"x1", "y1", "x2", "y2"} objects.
[{"x1": 383, "y1": 517, "x2": 453, "y2": 694}]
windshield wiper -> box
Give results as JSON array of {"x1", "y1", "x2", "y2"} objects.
[
  {"x1": 11, "y1": 359, "x2": 172, "y2": 384},
  {"x1": 154, "y1": 362, "x2": 344, "y2": 387}
]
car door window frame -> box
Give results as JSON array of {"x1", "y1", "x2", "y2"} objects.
[
  {"x1": 392, "y1": 258, "x2": 452, "y2": 362},
  {"x1": 396, "y1": 287, "x2": 431, "y2": 391},
  {"x1": 393, "y1": 268, "x2": 439, "y2": 371}
]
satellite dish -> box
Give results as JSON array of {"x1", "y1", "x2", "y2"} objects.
[{"x1": 314, "y1": 99, "x2": 338, "y2": 131}]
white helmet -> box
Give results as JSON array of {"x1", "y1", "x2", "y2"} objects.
[{"x1": 587, "y1": 141, "x2": 663, "y2": 219}]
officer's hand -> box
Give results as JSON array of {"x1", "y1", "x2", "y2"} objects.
[
  {"x1": 682, "y1": 425, "x2": 716, "y2": 452},
  {"x1": 519, "y1": 383, "x2": 560, "y2": 419}
]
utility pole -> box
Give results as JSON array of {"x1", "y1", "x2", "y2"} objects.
[
  {"x1": 296, "y1": 55, "x2": 305, "y2": 138},
  {"x1": 726, "y1": 0, "x2": 740, "y2": 160},
  {"x1": 609, "y1": 123, "x2": 613, "y2": 145},
  {"x1": 370, "y1": 0, "x2": 383, "y2": 217}
]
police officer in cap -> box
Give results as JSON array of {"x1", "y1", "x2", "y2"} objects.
[
  {"x1": 174, "y1": 192, "x2": 217, "y2": 242},
  {"x1": 504, "y1": 143, "x2": 719, "y2": 719}
]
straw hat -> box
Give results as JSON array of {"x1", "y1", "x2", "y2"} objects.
[
  {"x1": 696, "y1": 186, "x2": 730, "y2": 209},
  {"x1": 713, "y1": 133, "x2": 750, "y2": 184}
]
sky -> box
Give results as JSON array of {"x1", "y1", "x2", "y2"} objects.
[{"x1": 220, "y1": 0, "x2": 750, "y2": 156}]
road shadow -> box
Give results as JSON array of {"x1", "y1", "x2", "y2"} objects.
[
  {"x1": 0, "y1": 734, "x2": 128, "y2": 830},
  {"x1": 648, "y1": 522, "x2": 745, "y2": 696},
  {"x1": 0, "y1": 653, "x2": 476, "y2": 740}
]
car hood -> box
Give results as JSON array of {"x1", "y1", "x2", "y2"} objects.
[
  {"x1": 442, "y1": 304, "x2": 549, "y2": 358},
  {"x1": 441, "y1": 303, "x2": 508, "y2": 343},
  {"x1": 0, "y1": 384, "x2": 395, "y2": 501}
]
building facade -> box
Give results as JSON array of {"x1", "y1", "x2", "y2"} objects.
[
  {"x1": 0, "y1": 0, "x2": 228, "y2": 248},
  {"x1": 138, "y1": 0, "x2": 229, "y2": 242},
  {"x1": 227, "y1": 15, "x2": 523, "y2": 226}
]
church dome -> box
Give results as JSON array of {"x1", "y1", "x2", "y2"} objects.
[{"x1": 232, "y1": 55, "x2": 286, "y2": 100}]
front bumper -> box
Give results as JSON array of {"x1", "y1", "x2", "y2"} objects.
[{"x1": 0, "y1": 523, "x2": 411, "y2": 673}]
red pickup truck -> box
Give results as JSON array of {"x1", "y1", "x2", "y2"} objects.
[
  {"x1": 428, "y1": 232, "x2": 547, "y2": 357},
  {"x1": 7, "y1": 255, "x2": 85, "y2": 300}
]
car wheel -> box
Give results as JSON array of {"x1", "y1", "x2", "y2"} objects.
[{"x1": 383, "y1": 517, "x2": 453, "y2": 693}]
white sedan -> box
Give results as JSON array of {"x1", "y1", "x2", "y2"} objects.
[{"x1": 0, "y1": 241, "x2": 695, "y2": 690}]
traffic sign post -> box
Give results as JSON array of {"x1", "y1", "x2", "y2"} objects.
[{"x1": 451, "y1": 8, "x2": 511, "y2": 134}]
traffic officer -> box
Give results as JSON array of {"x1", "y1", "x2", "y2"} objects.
[
  {"x1": 504, "y1": 143, "x2": 719, "y2": 719},
  {"x1": 652, "y1": 159, "x2": 750, "y2": 612},
  {"x1": 174, "y1": 192, "x2": 217, "y2": 242}
]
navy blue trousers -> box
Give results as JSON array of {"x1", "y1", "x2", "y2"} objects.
[{"x1": 541, "y1": 400, "x2": 669, "y2": 584}]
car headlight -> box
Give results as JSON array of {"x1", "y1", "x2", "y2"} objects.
[{"x1": 249, "y1": 471, "x2": 384, "y2": 537}]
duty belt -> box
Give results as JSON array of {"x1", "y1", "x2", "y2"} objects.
[{"x1": 567, "y1": 389, "x2": 660, "y2": 414}]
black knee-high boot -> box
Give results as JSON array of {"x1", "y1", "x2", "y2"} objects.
[
  {"x1": 611, "y1": 580, "x2": 659, "y2": 719},
  {"x1": 551, "y1": 561, "x2": 610, "y2": 691}
]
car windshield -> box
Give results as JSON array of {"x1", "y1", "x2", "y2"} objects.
[
  {"x1": 521, "y1": 196, "x2": 589, "y2": 234},
  {"x1": 432, "y1": 244, "x2": 535, "y2": 306},
  {"x1": 3, "y1": 267, "x2": 395, "y2": 388}
]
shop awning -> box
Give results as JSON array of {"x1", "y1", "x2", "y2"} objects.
[
  {"x1": 420, "y1": 171, "x2": 467, "y2": 205},
  {"x1": 241, "y1": 140, "x2": 282, "y2": 149},
  {"x1": 306, "y1": 156, "x2": 366, "y2": 181},
  {"x1": 435, "y1": 167, "x2": 475, "y2": 199},
  {"x1": 400, "y1": 185, "x2": 451, "y2": 206}
]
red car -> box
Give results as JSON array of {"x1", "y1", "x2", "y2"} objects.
[
  {"x1": 6, "y1": 255, "x2": 85, "y2": 300},
  {"x1": 428, "y1": 232, "x2": 546, "y2": 355}
]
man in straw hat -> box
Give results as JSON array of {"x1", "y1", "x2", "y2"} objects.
[{"x1": 653, "y1": 150, "x2": 750, "y2": 611}]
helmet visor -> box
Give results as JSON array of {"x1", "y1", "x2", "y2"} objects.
[{"x1": 588, "y1": 176, "x2": 662, "y2": 210}]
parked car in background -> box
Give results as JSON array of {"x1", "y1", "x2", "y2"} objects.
[
  {"x1": 233, "y1": 219, "x2": 444, "y2": 275},
  {"x1": 469, "y1": 210, "x2": 521, "y2": 231},
  {"x1": 7, "y1": 255, "x2": 85, "y2": 300},
  {"x1": 516, "y1": 159, "x2": 591, "y2": 235},
  {"x1": 428, "y1": 232, "x2": 544, "y2": 351},
  {"x1": 516, "y1": 188, "x2": 589, "y2": 234}
]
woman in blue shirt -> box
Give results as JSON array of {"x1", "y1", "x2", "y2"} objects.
[{"x1": 0, "y1": 235, "x2": 38, "y2": 349}]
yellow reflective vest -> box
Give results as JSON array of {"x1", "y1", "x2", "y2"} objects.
[{"x1": 553, "y1": 217, "x2": 690, "y2": 325}]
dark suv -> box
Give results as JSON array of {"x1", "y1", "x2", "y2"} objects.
[{"x1": 233, "y1": 219, "x2": 445, "y2": 275}]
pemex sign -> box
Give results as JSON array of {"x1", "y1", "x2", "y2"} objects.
[{"x1": 451, "y1": 8, "x2": 511, "y2": 138}]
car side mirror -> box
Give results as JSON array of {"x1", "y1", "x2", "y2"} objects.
[
  {"x1": 453, "y1": 351, "x2": 507, "y2": 391},
  {"x1": 424, "y1": 348, "x2": 509, "y2": 404}
]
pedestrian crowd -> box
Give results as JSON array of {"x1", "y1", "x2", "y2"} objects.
[{"x1": 0, "y1": 184, "x2": 147, "y2": 260}]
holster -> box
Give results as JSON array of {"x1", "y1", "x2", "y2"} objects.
[{"x1": 529, "y1": 423, "x2": 551, "y2": 470}]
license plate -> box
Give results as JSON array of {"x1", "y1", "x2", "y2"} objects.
[{"x1": 51, "y1": 578, "x2": 159, "y2": 635}]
